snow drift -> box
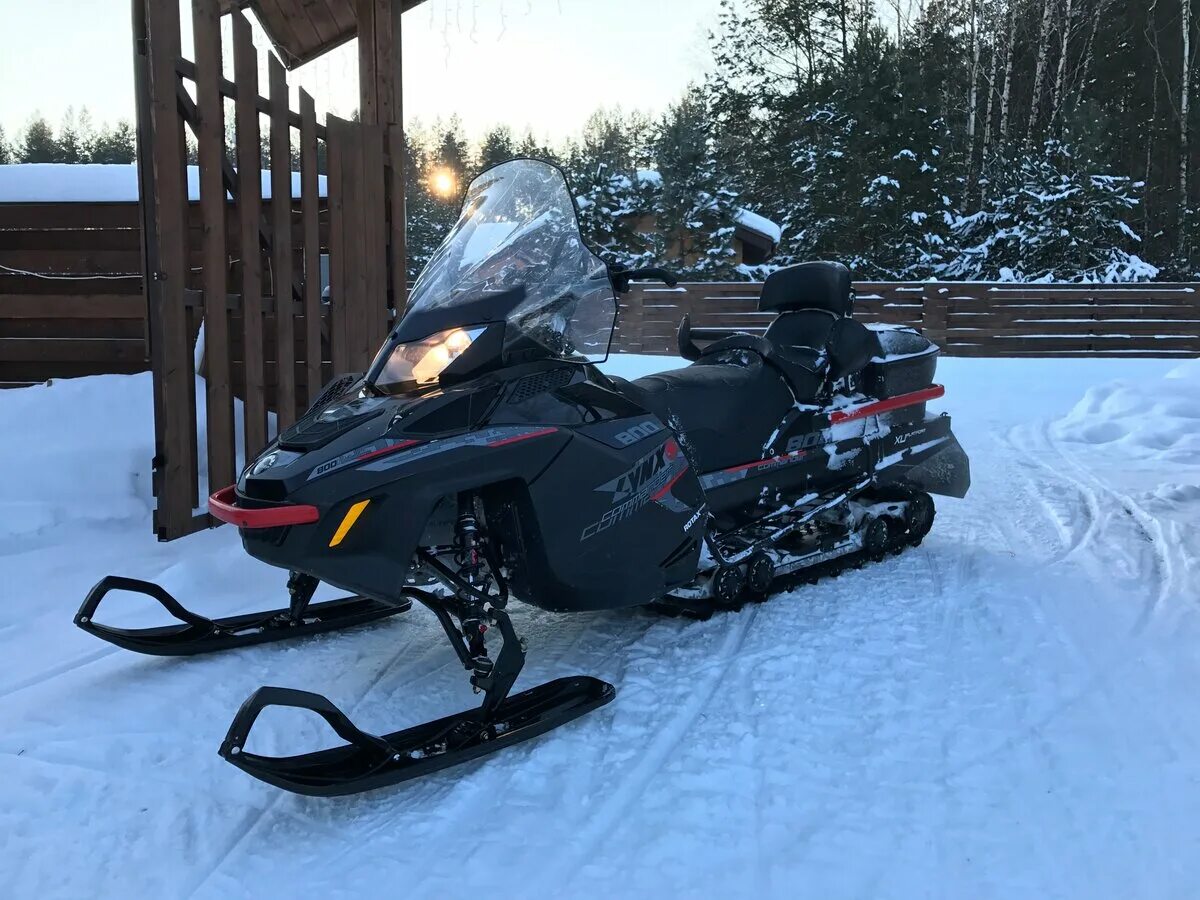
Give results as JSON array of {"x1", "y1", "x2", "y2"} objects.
[{"x1": 1051, "y1": 358, "x2": 1200, "y2": 462}]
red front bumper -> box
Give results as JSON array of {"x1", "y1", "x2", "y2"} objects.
[{"x1": 208, "y1": 485, "x2": 320, "y2": 529}]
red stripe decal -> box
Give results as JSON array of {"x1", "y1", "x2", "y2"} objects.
[
  {"x1": 208, "y1": 485, "x2": 319, "y2": 529},
  {"x1": 487, "y1": 427, "x2": 558, "y2": 448},
  {"x1": 651, "y1": 466, "x2": 689, "y2": 501},
  {"x1": 829, "y1": 385, "x2": 945, "y2": 425},
  {"x1": 355, "y1": 439, "x2": 421, "y2": 463},
  {"x1": 722, "y1": 449, "x2": 807, "y2": 475}
]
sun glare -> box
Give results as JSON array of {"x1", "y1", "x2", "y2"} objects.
[{"x1": 430, "y1": 168, "x2": 458, "y2": 198}]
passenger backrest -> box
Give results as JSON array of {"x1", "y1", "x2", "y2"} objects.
[
  {"x1": 759, "y1": 261, "x2": 852, "y2": 315},
  {"x1": 827, "y1": 319, "x2": 880, "y2": 380},
  {"x1": 763, "y1": 309, "x2": 839, "y2": 351}
]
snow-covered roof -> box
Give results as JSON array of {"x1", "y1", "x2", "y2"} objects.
[
  {"x1": 0, "y1": 163, "x2": 327, "y2": 203},
  {"x1": 734, "y1": 208, "x2": 783, "y2": 246}
]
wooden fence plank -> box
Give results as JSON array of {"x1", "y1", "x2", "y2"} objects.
[
  {"x1": 387, "y1": 123, "x2": 408, "y2": 314},
  {"x1": 339, "y1": 118, "x2": 365, "y2": 370},
  {"x1": 0, "y1": 203, "x2": 142, "y2": 229},
  {"x1": 0, "y1": 248, "x2": 144, "y2": 274},
  {"x1": 299, "y1": 89, "x2": 323, "y2": 403},
  {"x1": 146, "y1": 0, "x2": 197, "y2": 538},
  {"x1": 326, "y1": 116, "x2": 348, "y2": 374},
  {"x1": 947, "y1": 321, "x2": 1200, "y2": 336},
  {"x1": 0, "y1": 229, "x2": 143, "y2": 252},
  {"x1": 0, "y1": 295, "x2": 146, "y2": 318},
  {"x1": 268, "y1": 52, "x2": 296, "y2": 430},
  {"x1": 0, "y1": 338, "x2": 147, "y2": 363},
  {"x1": 360, "y1": 123, "x2": 388, "y2": 362},
  {"x1": 193, "y1": 0, "x2": 235, "y2": 496},
  {"x1": 0, "y1": 319, "x2": 146, "y2": 340},
  {"x1": 234, "y1": 10, "x2": 267, "y2": 459}
]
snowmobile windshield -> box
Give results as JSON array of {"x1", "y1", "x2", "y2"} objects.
[{"x1": 399, "y1": 159, "x2": 616, "y2": 365}]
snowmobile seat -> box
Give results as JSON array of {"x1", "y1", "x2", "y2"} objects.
[
  {"x1": 621, "y1": 355, "x2": 795, "y2": 472},
  {"x1": 758, "y1": 262, "x2": 881, "y2": 382},
  {"x1": 763, "y1": 309, "x2": 880, "y2": 381}
]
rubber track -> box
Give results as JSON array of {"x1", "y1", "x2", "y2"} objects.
[{"x1": 649, "y1": 515, "x2": 932, "y2": 621}]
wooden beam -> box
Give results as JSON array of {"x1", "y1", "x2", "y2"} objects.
[
  {"x1": 355, "y1": 0, "x2": 378, "y2": 125},
  {"x1": 300, "y1": 88, "x2": 323, "y2": 403},
  {"x1": 146, "y1": 0, "x2": 199, "y2": 539},
  {"x1": 174, "y1": 58, "x2": 327, "y2": 138},
  {"x1": 233, "y1": 10, "x2": 267, "y2": 458},
  {"x1": 269, "y1": 52, "x2": 297, "y2": 430},
  {"x1": 326, "y1": 116, "x2": 348, "y2": 374},
  {"x1": 193, "y1": 0, "x2": 236, "y2": 496}
]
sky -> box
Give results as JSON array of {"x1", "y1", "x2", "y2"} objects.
[{"x1": 0, "y1": 0, "x2": 727, "y2": 143}]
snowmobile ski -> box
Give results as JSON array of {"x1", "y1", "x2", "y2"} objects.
[
  {"x1": 219, "y1": 676, "x2": 614, "y2": 797},
  {"x1": 219, "y1": 585, "x2": 615, "y2": 796},
  {"x1": 74, "y1": 574, "x2": 411, "y2": 656}
]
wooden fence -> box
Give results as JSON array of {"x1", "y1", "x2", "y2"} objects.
[
  {"x1": 0, "y1": 202, "x2": 146, "y2": 386},
  {"x1": 0, "y1": 197, "x2": 335, "y2": 389},
  {"x1": 616, "y1": 282, "x2": 1200, "y2": 357},
  {"x1": 133, "y1": 0, "x2": 393, "y2": 539}
]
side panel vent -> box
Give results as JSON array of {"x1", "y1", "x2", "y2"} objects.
[{"x1": 509, "y1": 367, "x2": 574, "y2": 404}]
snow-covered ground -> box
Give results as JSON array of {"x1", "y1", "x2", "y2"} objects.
[{"x1": 3, "y1": 355, "x2": 1199, "y2": 899}]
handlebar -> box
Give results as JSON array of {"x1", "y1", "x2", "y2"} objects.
[{"x1": 611, "y1": 266, "x2": 680, "y2": 293}]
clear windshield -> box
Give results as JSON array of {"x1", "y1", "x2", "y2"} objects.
[{"x1": 406, "y1": 159, "x2": 617, "y2": 362}]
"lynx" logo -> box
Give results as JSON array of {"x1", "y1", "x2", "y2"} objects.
[{"x1": 593, "y1": 439, "x2": 678, "y2": 504}]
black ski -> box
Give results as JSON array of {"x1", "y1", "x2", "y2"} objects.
[
  {"x1": 74, "y1": 574, "x2": 411, "y2": 656},
  {"x1": 219, "y1": 676, "x2": 615, "y2": 797}
]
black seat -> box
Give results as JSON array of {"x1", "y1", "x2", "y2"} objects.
[
  {"x1": 759, "y1": 262, "x2": 880, "y2": 384},
  {"x1": 620, "y1": 355, "x2": 794, "y2": 473}
]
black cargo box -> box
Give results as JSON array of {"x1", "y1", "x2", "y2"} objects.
[{"x1": 863, "y1": 326, "x2": 939, "y2": 398}]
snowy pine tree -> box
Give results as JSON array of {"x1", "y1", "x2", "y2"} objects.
[
  {"x1": 653, "y1": 90, "x2": 741, "y2": 278},
  {"x1": 856, "y1": 112, "x2": 956, "y2": 280},
  {"x1": 942, "y1": 141, "x2": 1158, "y2": 283},
  {"x1": 18, "y1": 115, "x2": 60, "y2": 162}
]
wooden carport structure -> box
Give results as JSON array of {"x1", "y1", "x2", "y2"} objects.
[{"x1": 136, "y1": 0, "x2": 429, "y2": 538}]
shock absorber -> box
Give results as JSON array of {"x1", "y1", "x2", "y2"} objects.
[
  {"x1": 454, "y1": 492, "x2": 492, "y2": 673},
  {"x1": 454, "y1": 493, "x2": 486, "y2": 588}
]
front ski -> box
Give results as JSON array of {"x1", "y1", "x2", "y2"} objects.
[
  {"x1": 74, "y1": 574, "x2": 411, "y2": 656},
  {"x1": 219, "y1": 676, "x2": 615, "y2": 796}
]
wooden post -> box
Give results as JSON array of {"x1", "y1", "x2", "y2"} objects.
[
  {"x1": 299, "y1": 89, "x2": 323, "y2": 402},
  {"x1": 326, "y1": 116, "x2": 348, "y2": 375},
  {"x1": 192, "y1": 0, "x2": 234, "y2": 496},
  {"x1": 360, "y1": 123, "x2": 388, "y2": 363},
  {"x1": 145, "y1": 0, "x2": 197, "y2": 539},
  {"x1": 233, "y1": 11, "x2": 266, "y2": 458},
  {"x1": 268, "y1": 53, "x2": 296, "y2": 429},
  {"x1": 356, "y1": 0, "x2": 379, "y2": 126},
  {"x1": 341, "y1": 122, "x2": 366, "y2": 368},
  {"x1": 921, "y1": 284, "x2": 950, "y2": 354}
]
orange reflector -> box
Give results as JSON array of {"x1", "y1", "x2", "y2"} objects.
[{"x1": 329, "y1": 499, "x2": 370, "y2": 548}]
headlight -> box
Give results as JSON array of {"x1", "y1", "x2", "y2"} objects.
[{"x1": 376, "y1": 327, "x2": 484, "y2": 392}]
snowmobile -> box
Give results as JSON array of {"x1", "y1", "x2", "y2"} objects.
[{"x1": 75, "y1": 158, "x2": 969, "y2": 796}]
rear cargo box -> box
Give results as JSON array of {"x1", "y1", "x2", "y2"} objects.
[{"x1": 864, "y1": 326, "x2": 939, "y2": 398}]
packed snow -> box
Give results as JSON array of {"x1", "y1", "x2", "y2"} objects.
[
  {"x1": 0, "y1": 163, "x2": 326, "y2": 203},
  {"x1": 3, "y1": 355, "x2": 1200, "y2": 898}
]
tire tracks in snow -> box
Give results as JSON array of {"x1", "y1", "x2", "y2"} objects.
[
  {"x1": 0, "y1": 646, "x2": 119, "y2": 701},
  {"x1": 1013, "y1": 420, "x2": 1174, "y2": 636},
  {"x1": 534, "y1": 604, "x2": 760, "y2": 892}
]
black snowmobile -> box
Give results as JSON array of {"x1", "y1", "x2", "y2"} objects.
[{"x1": 76, "y1": 158, "x2": 969, "y2": 796}]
